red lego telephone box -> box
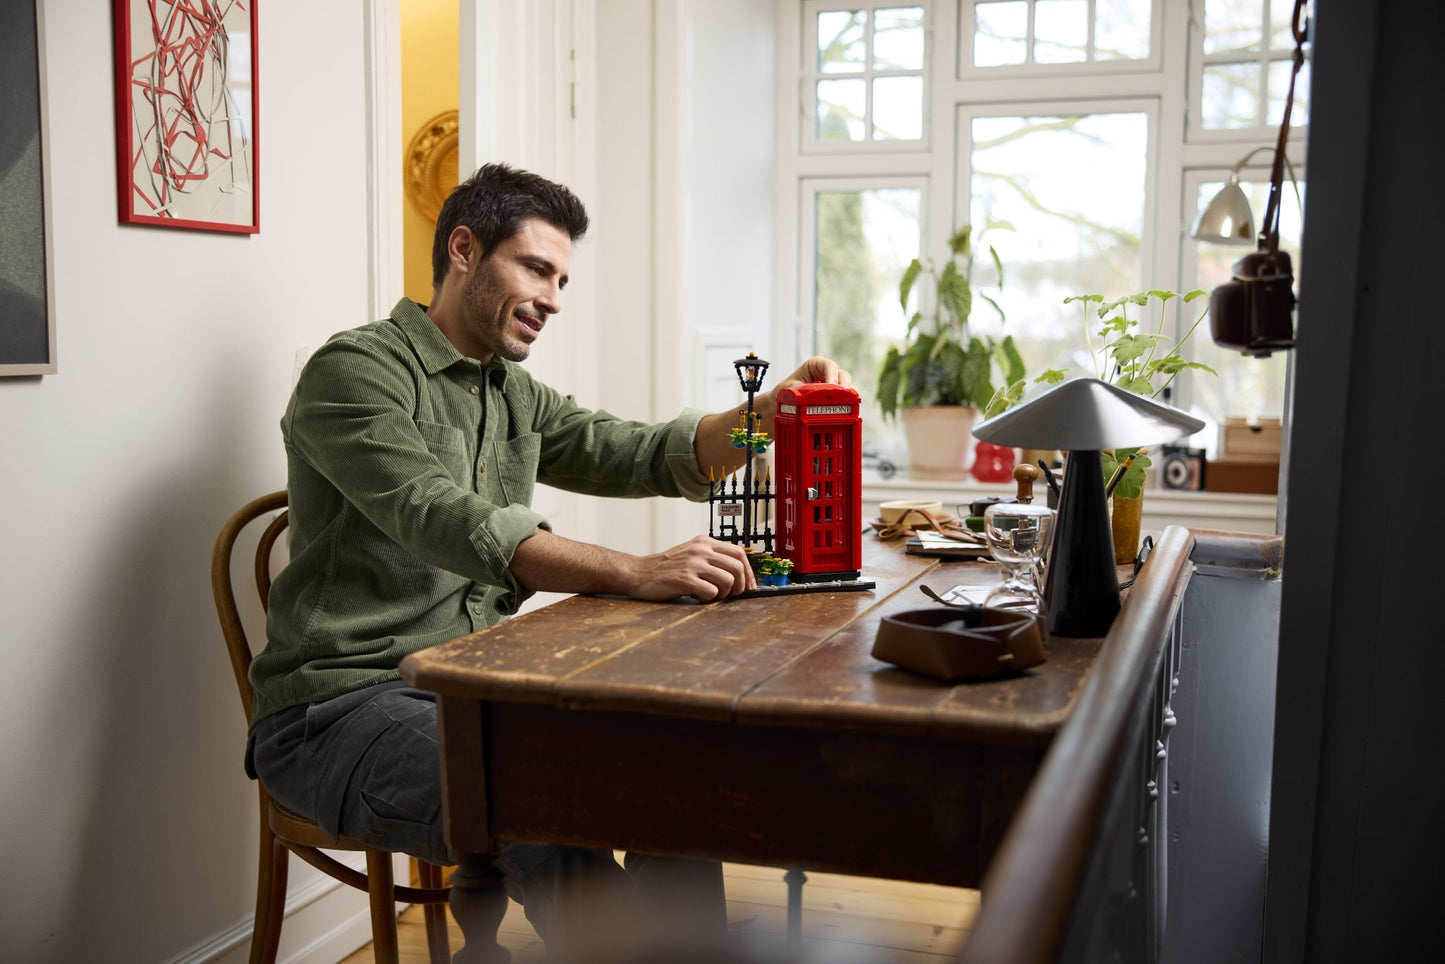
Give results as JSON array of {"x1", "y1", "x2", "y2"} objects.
[{"x1": 774, "y1": 383, "x2": 863, "y2": 580}]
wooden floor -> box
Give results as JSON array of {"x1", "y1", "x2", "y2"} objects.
[{"x1": 341, "y1": 861, "x2": 978, "y2": 963}]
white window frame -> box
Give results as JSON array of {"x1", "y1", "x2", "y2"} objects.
[
  {"x1": 1186, "y1": 0, "x2": 1309, "y2": 143},
  {"x1": 952, "y1": 96, "x2": 1163, "y2": 288},
  {"x1": 796, "y1": 175, "x2": 931, "y2": 369},
  {"x1": 800, "y1": 0, "x2": 934, "y2": 155},
  {"x1": 956, "y1": 0, "x2": 1165, "y2": 79}
]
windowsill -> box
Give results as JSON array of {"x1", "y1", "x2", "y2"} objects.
[{"x1": 861, "y1": 471, "x2": 1280, "y2": 535}]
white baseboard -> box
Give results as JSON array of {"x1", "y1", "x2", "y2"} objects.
[{"x1": 166, "y1": 852, "x2": 404, "y2": 964}]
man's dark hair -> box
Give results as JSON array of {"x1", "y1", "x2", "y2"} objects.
[{"x1": 431, "y1": 163, "x2": 590, "y2": 289}]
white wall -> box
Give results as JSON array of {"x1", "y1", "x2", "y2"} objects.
[
  {"x1": 592, "y1": 0, "x2": 778, "y2": 554},
  {"x1": 0, "y1": 3, "x2": 780, "y2": 958},
  {"x1": 0, "y1": 2, "x2": 377, "y2": 960}
]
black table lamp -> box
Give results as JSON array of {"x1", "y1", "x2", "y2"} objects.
[{"x1": 972, "y1": 379, "x2": 1204, "y2": 637}]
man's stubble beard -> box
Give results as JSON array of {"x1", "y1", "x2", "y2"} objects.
[{"x1": 463, "y1": 263, "x2": 531, "y2": 363}]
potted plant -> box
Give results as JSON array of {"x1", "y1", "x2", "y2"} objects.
[
  {"x1": 876, "y1": 224, "x2": 1028, "y2": 479},
  {"x1": 1039, "y1": 288, "x2": 1217, "y2": 562}
]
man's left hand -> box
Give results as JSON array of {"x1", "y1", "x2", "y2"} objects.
[{"x1": 773, "y1": 356, "x2": 853, "y2": 392}]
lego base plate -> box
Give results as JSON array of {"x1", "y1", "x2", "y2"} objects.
[{"x1": 731, "y1": 578, "x2": 877, "y2": 600}]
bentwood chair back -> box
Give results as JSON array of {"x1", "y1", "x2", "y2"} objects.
[{"x1": 212, "y1": 490, "x2": 451, "y2": 964}]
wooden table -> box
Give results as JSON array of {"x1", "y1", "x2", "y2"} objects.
[{"x1": 400, "y1": 537, "x2": 1106, "y2": 961}]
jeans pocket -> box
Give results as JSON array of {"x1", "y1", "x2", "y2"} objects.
[{"x1": 355, "y1": 787, "x2": 447, "y2": 866}]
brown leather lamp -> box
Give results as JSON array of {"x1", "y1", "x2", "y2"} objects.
[{"x1": 972, "y1": 379, "x2": 1204, "y2": 637}]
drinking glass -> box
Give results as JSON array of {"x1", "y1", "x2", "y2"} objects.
[{"x1": 983, "y1": 502, "x2": 1056, "y2": 612}]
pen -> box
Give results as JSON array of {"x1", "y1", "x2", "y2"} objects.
[
  {"x1": 1104, "y1": 452, "x2": 1138, "y2": 498},
  {"x1": 1037, "y1": 459, "x2": 1061, "y2": 499}
]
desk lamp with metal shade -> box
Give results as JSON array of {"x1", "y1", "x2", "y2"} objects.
[{"x1": 972, "y1": 379, "x2": 1204, "y2": 637}]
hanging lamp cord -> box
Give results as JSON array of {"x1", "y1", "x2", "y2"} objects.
[{"x1": 1259, "y1": 0, "x2": 1309, "y2": 255}]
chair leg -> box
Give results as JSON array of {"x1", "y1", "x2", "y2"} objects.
[
  {"x1": 366, "y1": 850, "x2": 401, "y2": 964},
  {"x1": 250, "y1": 820, "x2": 288, "y2": 964},
  {"x1": 420, "y1": 861, "x2": 452, "y2": 964}
]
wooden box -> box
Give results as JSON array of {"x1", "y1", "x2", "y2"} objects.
[
  {"x1": 1204, "y1": 459, "x2": 1280, "y2": 495},
  {"x1": 1221, "y1": 417, "x2": 1283, "y2": 461}
]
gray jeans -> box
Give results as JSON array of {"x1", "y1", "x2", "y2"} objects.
[{"x1": 248, "y1": 680, "x2": 727, "y2": 954}]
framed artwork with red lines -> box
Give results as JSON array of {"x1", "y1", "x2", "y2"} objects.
[{"x1": 113, "y1": 0, "x2": 259, "y2": 233}]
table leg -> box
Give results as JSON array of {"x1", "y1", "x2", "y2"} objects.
[
  {"x1": 438, "y1": 696, "x2": 509, "y2": 963},
  {"x1": 449, "y1": 852, "x2": 511, "y2": 964},
  {"x1": 784, "y1": 868, "x2": 808, "y2": 950}
]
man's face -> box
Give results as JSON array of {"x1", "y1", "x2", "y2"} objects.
[{"x1": 460, "y1": 217, "x2": 572, "y2": 364}]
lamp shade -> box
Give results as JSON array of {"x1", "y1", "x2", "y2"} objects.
[
  {"x1": 972, "y1": 378, "x2": 1205, "y2": 451},
  {"x1": 1191, "y1": 175, "x2": 1256, "y2": 245},
  {"x1": 974, "y1": 378, "x2": 1204, "y2": 638}
]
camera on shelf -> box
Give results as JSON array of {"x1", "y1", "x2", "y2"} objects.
[
  {"x1": 1160, "y1": 445, "x2": 1207, "y2": 491},
  {"x1": 1209, "y1": 248, "x2": 1296, "y2": 357}
]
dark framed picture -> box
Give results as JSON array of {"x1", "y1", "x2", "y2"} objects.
[
  {"x1": 113, "y1": 0, "x2": 259, "y2": 233},
  {"x1": 0, "y1": 0, "x2": 56, "y2": 375}
]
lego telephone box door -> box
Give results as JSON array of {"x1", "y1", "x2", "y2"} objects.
[{"x1": 802, "y1": 425, "x2": 853, "y2": 573}]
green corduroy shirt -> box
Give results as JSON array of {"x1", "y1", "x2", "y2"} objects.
[{"x1": 248, "y1": 298, "x2": 709, "y2": 727}]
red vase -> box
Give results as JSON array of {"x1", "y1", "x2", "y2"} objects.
[{"x1": 971, "y1": 441, "x2": 1016, "y2": 483}]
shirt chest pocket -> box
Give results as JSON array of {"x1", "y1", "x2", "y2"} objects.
[
  {"x1": 415, "y1": 419, "x2": 470, "y2": 483},
  {"x1": 492, "y1": 433, "x2": 540, "y2": 507}
]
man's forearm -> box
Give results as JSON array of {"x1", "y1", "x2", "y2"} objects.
[
  {"x1": 510, "y1": 528, "x2": 756, "y2": 602},
  {"x1": 510, "y1": 528, "x2": 635, "y2": 597}
]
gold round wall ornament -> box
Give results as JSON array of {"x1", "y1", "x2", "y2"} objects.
[{"x1": 404, "y1": 109, "x2": 460, "y2": 222}]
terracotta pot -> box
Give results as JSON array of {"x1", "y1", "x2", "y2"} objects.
[
  {"x1": 900, "y1": 406, "x2": 977, "y2": 480},
  {"x1": 1111, "y1": 492, "x2": 1144, "y2": 565}
]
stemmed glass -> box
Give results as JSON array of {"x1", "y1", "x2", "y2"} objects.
[{"x1": 982, "y1": 503, "x2": 1056, "y2": 612}]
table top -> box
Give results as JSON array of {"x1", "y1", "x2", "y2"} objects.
[{"x1": 401, "y1": 536, "x2": 1105, "y2": 749}]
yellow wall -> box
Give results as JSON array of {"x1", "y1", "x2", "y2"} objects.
[{"x1": 402, "y1": 0, "x2": 460, "y2": 304}]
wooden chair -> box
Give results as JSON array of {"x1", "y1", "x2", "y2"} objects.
[{"x1": 212, "y1": 490, "x2": 452, "y2": 964}]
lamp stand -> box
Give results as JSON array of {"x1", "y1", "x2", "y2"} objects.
[{"x1": 1044, "y1": 449, "x2": 1121, "y2": 637}]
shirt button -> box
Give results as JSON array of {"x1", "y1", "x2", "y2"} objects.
[
  {"x1": 472, "y1": 604, "x2": 483, "y2": 615},
  {"x1": 478, "y1": 461, "x2": 486, "y2": 473},
  {"x1": 469, "y1": 385, "x2": 480, "y2": 395}
]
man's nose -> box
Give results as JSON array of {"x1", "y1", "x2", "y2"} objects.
[{"x1": 535, "y1": 284, "x2": 561, "y2": 314}]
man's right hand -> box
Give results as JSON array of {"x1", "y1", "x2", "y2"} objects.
[
  {"x1": 511, "y1": 529, "x2": 756, "y2": 603},
  {"x1": 622, "y1": 535, "x2": 756, "y2": 602}
]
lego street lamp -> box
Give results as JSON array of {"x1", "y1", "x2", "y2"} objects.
[
  {"x1": 731, "y1": 354, "x2": 771, "y2": 546},
  {"x1": 734, "y1": 353, "x2": 770, "y2": 395}
]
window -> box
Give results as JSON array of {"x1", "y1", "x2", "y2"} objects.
[
  {"x1": 960, "y1": 103, "x2": 1153, "y2": 375},
  {"x1": 778, "y1": 0, "x2": 1309, "y2": 472},
  {"x1": 1192, "y1": 0, "x2": 1310, "y2": 137},
  {"x1": 803, "y1": 2, "x2": 929, "y2": 150},
  {"x1": 1179, "y1": 169, "x2": 1304, "y2": 451},
  {"x1": 802, "y1": 180, "x2": 923, "y2": 450},
  {"x1": 963, "y1": 0, "x2": 1157, "y2": 71}
]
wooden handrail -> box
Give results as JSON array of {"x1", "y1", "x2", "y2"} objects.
[{"x1": 958, "y1": 525, "x2": 1196, "y2": 964}]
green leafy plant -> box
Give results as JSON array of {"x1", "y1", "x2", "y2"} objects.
[
  {"x1": 876, "y1": 225, "x2": 1028, "y2": 420},
  {"x1": 1038, "y1": 289, "x2": 1218, "y2": 499}
]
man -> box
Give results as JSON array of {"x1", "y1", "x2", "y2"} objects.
[{"x1": 245, "y1": 163, "x2": 850, "y2": 962}]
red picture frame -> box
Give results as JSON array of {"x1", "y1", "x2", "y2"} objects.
[{"x1": 113, "y1": 0, "x2": 259, "y2": 233}]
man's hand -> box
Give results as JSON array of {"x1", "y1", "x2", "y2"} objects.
[
  {"x1": 511, "y1": 529, "x2": 755, "y2": 602},
  {"x1": 621, "y1": 535, "x2": 756, "y2": 601},
  {"x1": 694, "y1": 355, "x2": 853, "y2": 477},
  {"x1": 772, "y1": 355, "x2": 853, "y2": 393}
]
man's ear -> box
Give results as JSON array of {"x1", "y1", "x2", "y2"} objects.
[{"x1": 447, "y1": 226, "x2": 479, "y2": 273}]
